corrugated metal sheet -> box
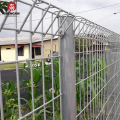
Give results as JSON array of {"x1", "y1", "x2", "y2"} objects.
[{"x1": 0, "y1": 35, "x2": 58, "y2": 45}]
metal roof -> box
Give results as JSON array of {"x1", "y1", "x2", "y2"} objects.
[{"x1": 0, "y1": 35, "x2": 58, "y2": 45}]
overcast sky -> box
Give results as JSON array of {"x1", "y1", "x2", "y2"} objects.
[{"x1": 0, "y1": 0, "x2": 120, "y2": 38}]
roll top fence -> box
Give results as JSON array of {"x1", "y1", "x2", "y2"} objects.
[{"x1": 0, "y1": 0, "x2": 120, "y2": 120}]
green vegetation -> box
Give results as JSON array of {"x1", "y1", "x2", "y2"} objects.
[
  {"x1": 0, "y1": 1, "x2": 9, "y2": 14},
  {"x1": 75, "y1": 38, "x2": 91, "y2": 57},
  {"x1": 76, "y1": 56, "x2": 108, "y2": 119},
  {"x1": 1, "y1": 56, "x2": 109, "y2": 120}
]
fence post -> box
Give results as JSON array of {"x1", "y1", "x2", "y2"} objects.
[{"x1": 60, "y1": 16, "x2": 76, "y2": 120}]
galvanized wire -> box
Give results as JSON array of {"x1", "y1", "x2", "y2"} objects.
[{"x1": 0, "y1": 0, "x2": 120, "y2": 120}]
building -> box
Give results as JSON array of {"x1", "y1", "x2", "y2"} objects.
[
  {"x1": 87, "y1": 34, "x2": 110, "y2": 53},
  {"x1": 0, "y1": 35, "x2": 59, "y2": 62}
]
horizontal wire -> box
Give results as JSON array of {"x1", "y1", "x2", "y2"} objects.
[
  {"x1": 18, "y1": 94, "x2": 62, "y2": 120},
  {"x1": 75, "y1": 57, "x2": 120, "y2": 86},
  {"x1": 76, "y1": 69, "x2": 120, "y2": 118},
  {"x1": 112, "y1": 101, "x2": 120, "y2": 119},
  {"x1": 0, "y1": 56, "x2": 61, "y2": 65},
  {"x1": 95, "y1": 78, "x2": 120, "y2": 120},
  {"x1": 106, "y1": 92, "x2": 120, "y2": 120}
]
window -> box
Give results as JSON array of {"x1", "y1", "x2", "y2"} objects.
[
  {"x1": 6, "y1": 48, "x2": 11, "y2": 50},
  {"x1": 53, "y1": 51, "x2": 56, "y2": 53},
  {"x1": 35, "y1": 47, "x2": 41, "y2": 55},
  {"x1": 18, "y1": 47, "x2": 24, "y2": 56}
]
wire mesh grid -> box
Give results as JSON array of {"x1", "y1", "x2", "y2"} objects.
[
  {"x1": 0, "y1": 0, "x2": 120, "y2": 120},
  {"x1": 74, "y1": 18, "x2": 120, "y2": 120}
]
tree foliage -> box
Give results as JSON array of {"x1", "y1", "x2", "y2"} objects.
[{"x1": 0, "y1": 1, "x2": 9, "y2": 14}]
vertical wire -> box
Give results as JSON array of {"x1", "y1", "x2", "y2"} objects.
[
  {"x1": 116, "y1": 43, "x2": 119, "y2": 118},
  {"x1": 113, "y1": 42, "x2": 119, "y2": 119},
  {"x1": 113, "y1": 43, "x2": 119, "y2": 120},
  {"x1": 116, "y1": 43, "x2": 119, "y2": 120},
  {"x1": 91, "y1": 29, "x2": 94, "y2": 120},
  {"x1": 94, "y1": 30, "x2": 97, "y2": 119},
  {"x1": 103, "y1": 33, "x2": 106, "y2": 120},
  {"x1": 89, "y1": 34, "x2": 92, "y2": 119},
  {"x1": 98, "y1": 29, "x2": 101, "y2": 119},
  {"x1": 29, "y1": 8, "x2": 35, "y2": 120},
  {"x1": 87, "y1": 25, "x2": 95, "y2": 119},
  {"x1": 92, "y1": 26, "x2": 99, "y2": 119},
  {"x1": 101, "y1": 32, "x2": 105, "y2": 119},
  {"x1": 74, "y1": 20, "x2": 77, "y2": 120},
  {"x1": 100, "y1": 34, "x2": 102, "y2": 120},
  {"x1": 107, "y1": 36, "x2": 113, "y2": 119},
  {"x1": 93, "y1": 27, "x2": 100, "y2": 119},
  {"x1": 117, "y1": 42, "x2": 120, "y2": 119},
  {"x1": 92, "y1": 27, "x2": 98, "y2": 120},
  {"x1": 15, "y1": 1, "x2": 21, "y2": 118},
  {"x1": 58, "y1": 16, "x2": 62, "y2": 120},
  {"x1": 83, "y1": 25, "x2": 85, "y2": 120},
  {"x1": 102, "y1": 35, "x2": 105, "y2": 120},
  {"x1": 86, "y1": 27, "x2": 89, "y2": 120},
  {"x1": 99, "y1": 31, "x2": 101, "y2": 120},
  {"x1": 78, "y1": 23, "x2": 81, "y2": 120},
  {"x1": 113, "y1": 42, "x2": 116, "y2": 119},
  {"x1": 51, "y1": 13, "x2": 55, "y2": 120},
  {"x1": 95, "y1": 28, "x2": 102, "y2": 120},
  {"x1": 103, "y1": 34, "x2": 106, "y2": 120},
  {"x1": 91, "y1": 28, "x2": 96, "y2": 120},
  {"x1": 96, "y1": 30, "x2": 99, "y2": 120},
  {"x1": 0, "y1": 67, "x2": 4, "y2": 120},
  {"x1": 92, "y1": 31, "x2": 94, "y2": 120},
  {"x1": 99, "y1": 33, "x2": 101, "y2": 120},
  {"x1": 41, "y1": 10, "x2": 46, "y2": 120}
]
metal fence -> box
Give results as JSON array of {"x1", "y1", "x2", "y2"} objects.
[{"x1": 0, "y1": 0, "x2": 120, "y2": 120}]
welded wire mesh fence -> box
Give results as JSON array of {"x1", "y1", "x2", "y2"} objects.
[{"x1": 0, "y1": 0, "x2": 120, "y2": 120}]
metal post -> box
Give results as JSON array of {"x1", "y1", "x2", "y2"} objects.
[{"x1": 60, "y1": 16, "x2": 76, "y2": 120}]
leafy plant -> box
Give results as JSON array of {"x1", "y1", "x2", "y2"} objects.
[
  {"x1": 75, "y1": 38, "x2": 91, "y2": 57},
  {"x1": 1, "y1": 55, "x2": 109, "y2": 120},
  {"x1": 0, "y1": 1, "x2": 9, "y2": 14},
  {"x1": 20, "y1": 61, "x2": 53, "y2": 119},
  {"x1": 2, "y1": 79, "x2": 18, "y2": 119},
  {"x1": 76, "y1": 55, "x2": 108, "y2": 119}
]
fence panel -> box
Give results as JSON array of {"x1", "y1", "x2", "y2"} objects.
[
  {"x1": 74, "y1": 18, "x2": 120, "y2": 120},
  {"x1": 0, "y1": 0, "x2": 120, "y2": 120}
]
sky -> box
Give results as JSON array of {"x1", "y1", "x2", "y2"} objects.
[{"x1": 0, "y1": 0, "x2": 120, "y2": 38}]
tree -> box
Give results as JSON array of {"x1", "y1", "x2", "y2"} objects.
[{"x1": 0, "y1": 1, "x2": 9, "y2": 14}]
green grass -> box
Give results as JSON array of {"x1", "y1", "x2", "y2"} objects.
[{"x1": 0, "y1": 63, "x2": 24, "y2": 70}]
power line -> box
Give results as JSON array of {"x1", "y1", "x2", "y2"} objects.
[
  {"x1": 74, "y1": 3, "x2": 120, "y2": 14},
  {"x1": 96, "y1": 8, "x2": 120, "y2": 23},
  {"x1": 96, "y1": 13, "x2": 114, "y2": 22},
  {"x1": 3, "y1": 3, "x2": 120, "y2": 25}
]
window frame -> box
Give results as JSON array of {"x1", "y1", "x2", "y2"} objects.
[
  {"x1": 35, "y1": 47, "x2": 41, "y2": 55},
  {"x1": 6, "y1": 48, "x2": 11, "y2": 50},
  {"x1": 18, "y1": 47, "x2": 24, "y2": 56}
]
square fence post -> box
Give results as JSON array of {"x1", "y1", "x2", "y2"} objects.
[{"x1": 60, "y1": 16, "x2": 76, "y2": 120}]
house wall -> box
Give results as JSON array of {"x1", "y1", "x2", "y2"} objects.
[
  {"x1": 34, "y1": 39, "x2": 59, "y2": 59},
  {"x1": 1, "y1": 45, "x2": 15, "y2": 62},
  {"x1": 1, "y1": 45, "x2": 29, "y2": 62},
  {"x1": 1, "y1": 39, "x2": 59, "y2": 62}
]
